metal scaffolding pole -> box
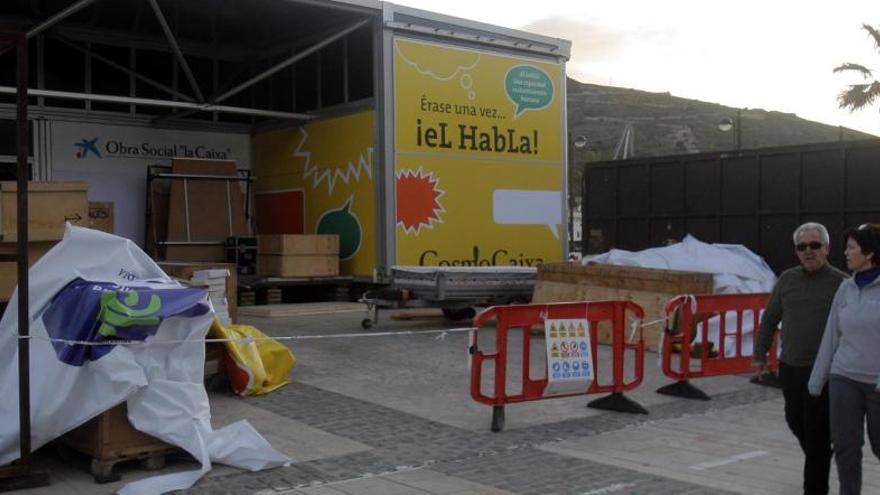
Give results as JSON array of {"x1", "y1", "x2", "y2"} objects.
[
  {"x1": 52, "y1": 35, "x2": 196, "y2": 103},
  {"x1": 146, "y1": 0, "x2": 205, "y2": 102},
  {"x1": 0, "y1": 86, "x2": 313, "y2": 121},
  {"x1": 214, "y1": 18, "x2": 370, "y2": 104},
  {"x1": 0, "y1": 32, "x2": 50, "y2": 491},
  {"x1": 26, "y1": 0, "x2": 97, "y2": 39}
]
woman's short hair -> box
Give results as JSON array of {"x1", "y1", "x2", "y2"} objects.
[
  {"x1": 792, "y1": 222, "x2": 830, "y2": 245},
  {"x1": 845, "y1": 223, "x2": 880, "y2": 266}
]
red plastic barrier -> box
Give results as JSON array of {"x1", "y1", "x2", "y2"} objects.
[
  {"x1": 469, "y1": 301, "x2": 646, "y2": 432},
  {"x1": 657, "y1": 293, "x2": 779, "y2": 400}
]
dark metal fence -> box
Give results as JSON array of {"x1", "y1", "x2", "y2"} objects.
[{"x1": 581, "y1": 139, "x2": 880, "y2": 274}]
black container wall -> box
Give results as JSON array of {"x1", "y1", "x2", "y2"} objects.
[{"x1": 581, "y1": 139, "x2": 880, "y2": 274}]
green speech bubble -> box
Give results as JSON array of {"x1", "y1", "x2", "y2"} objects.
[{"x1": 505, "y1": 65, "x2": 554, "y2": 119}]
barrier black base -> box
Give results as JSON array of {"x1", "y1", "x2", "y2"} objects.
[
  {"x1": 490, "y1": 405, "x2": 505, "y2": 432},
  {"x1": 750, "y1": 372, "x2": 782, "y2": 389},
  {"x1": 587, "y1": 392, "x2": 648, "y2": 414},
  {"x1": 656, "y1": 380, "x2": 711, "y2": 400}
]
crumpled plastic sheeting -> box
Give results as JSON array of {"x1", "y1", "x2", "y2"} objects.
[{"x1": 0, "y1": 225, "x2": 289, "y2": 494}]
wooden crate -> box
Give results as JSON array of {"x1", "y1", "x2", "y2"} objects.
[
  {"x1": 0, "y1": 181, "x2": 89, "y2": 241},
  {"x1": 165, "y1": 160, "x2": 248, "y2": 262},
  {"x1": 60, "y1": 404, "x2": 172, "y2": 464},
  {"x1": 87, "y1": 202, "x2": 114, "y2": 233},
  {"x1": 532, "y1": 262, "x2": 714, "y2": 351},
  {"x1": 158, "y1": 261, "x2": 237, "y2": 323},
  {"x1": 0, "y1": 242, "x2": 57, "y2": 301},
  {"x1": 257, "y1": 234, "x2": 339, "y2": 255},
  {"x1": 258, "y1": 254, "x2": 339, "y2": 277}
]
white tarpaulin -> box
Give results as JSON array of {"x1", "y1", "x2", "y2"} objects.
[
  {"x1": 582, "y1": 235, "x2": 777, "y2": 355},
  {"x1": 0, "y1": 225, "x2": 288, "y2": 494}
]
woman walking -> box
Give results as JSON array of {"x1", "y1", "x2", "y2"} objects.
[{"x1": 809, "y1": 223, "x2": 880, "y2": 495}]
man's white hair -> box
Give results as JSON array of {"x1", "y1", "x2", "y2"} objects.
[{"x1": 792, "y1": 222, "x2": 830, "y2": 245}]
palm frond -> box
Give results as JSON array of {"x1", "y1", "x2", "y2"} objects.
[
  {"x1": 837, "y1": 81, "x2": 880, "y2": 112},
  {"x1": 833, "y1": 62, "x2": 874, "y2": 78},
  {"x1": 863, "y1": 24, "x2": 880, "y2": 52}
]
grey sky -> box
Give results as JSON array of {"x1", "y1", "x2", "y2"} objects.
[{"x1": 392, "y1": 0, "x2": 880, "y2": 136}]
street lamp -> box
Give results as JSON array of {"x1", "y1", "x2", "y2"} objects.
[
  {"x1": 568, "y1": 134, "x2": 588, "y2": 257},
  {"x1": 717, "y1": 109, "x2": 742, "y2": 150}
]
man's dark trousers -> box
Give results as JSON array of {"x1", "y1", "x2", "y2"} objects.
[{"x1": 780, "y1": 362, "x2": 832, "y2": 495}]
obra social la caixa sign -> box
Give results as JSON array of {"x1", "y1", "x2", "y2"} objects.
[
  {"x1": 393, "y1": 37, "x2": 565, "y2": 267},
  {"x1": 52, "y1": 121, "x2": 251, "y2": 166}
]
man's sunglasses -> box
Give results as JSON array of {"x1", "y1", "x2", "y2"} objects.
[{"x1": 796, "y1": 241, "x2": 823, "y2": 252}]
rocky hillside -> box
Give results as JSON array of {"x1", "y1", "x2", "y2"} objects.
[{"x1": 567, "y1": 78, "x2": 875, "y2": 160}]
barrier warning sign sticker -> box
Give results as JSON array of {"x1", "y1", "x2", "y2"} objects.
[{"x1": 543, "y1": 319, "x2": 594, "y2": 396}]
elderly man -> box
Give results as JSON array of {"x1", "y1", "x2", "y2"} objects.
[{"x1": 753, "y1": 222, "x2": 847, "y2": 495}]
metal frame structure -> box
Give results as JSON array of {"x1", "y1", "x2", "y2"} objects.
[
  {"x1": 0, "y1": 0, "x2": 381, "y2": 127},
  {"x1": 0, "y1": 31, "x2": 49, "y2": 490},
  {"x1": 0, "y1": 1, "x2": 572, "y2": 281},
  {"x1": 145, "y1": 164, "x2": 254, "y2": 260}
]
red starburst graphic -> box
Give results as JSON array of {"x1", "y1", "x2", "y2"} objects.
[{"x1": 396, "y1": 167, "x2": 445, "y2": 234}]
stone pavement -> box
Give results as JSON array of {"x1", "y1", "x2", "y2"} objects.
[{"x1": 16, "y1": 306, "x2": 880, "y2": 494}]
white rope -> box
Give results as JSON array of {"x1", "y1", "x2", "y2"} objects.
[{"x1": 19, "y1": 326, "x2": 475, "y2": 347}]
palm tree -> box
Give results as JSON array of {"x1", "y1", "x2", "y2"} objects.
[{"x1": 835, "y1": 24, "x2": 880, "y2": 112}]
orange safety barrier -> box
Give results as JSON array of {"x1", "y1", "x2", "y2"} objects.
[
  {"x1": 470, "y1": 301, "x2": 647, "y2": 432},
  {"x1": 657, "y1": 293, "x2": 780, "y2": 400}
]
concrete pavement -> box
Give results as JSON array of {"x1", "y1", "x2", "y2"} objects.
[{"x1": 14, "y1": 304, "x2": 880, "y2": 494}]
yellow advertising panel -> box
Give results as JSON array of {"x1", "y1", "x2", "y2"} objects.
[
  {"x1": 252, "y1": 111, "x2": 374, "y2": 277},
  {"x1": 394, "y1": 38, "x2": 564, "y2": 267}
]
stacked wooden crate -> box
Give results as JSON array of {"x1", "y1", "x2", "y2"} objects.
[
  {"x1": 257, "y1": 235, "x2": 339, "y2": 277},
  {"x1": 158, "y1": 262, "x2": 237, "y2": 323},
  {"x1": 190, "y1": 269, "x2": 232, "y2": 325},
  {"x1": 87, "y1": 201, "x2": 114, "y2": 233},
  {"x1": 532, "y1": 262, "x2": 714, "y2": 351},
  {"x1": 0, "y1": 182, "x2": 89, "y2": 302}
]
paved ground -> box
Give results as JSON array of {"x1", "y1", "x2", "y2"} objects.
[{"x1": 16, "y1": 305, "x2": 880, "y2": 494}]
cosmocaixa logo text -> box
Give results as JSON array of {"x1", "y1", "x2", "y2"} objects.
[{"x1": 74, "y1": 137, "x2": 230, "y2": 160}]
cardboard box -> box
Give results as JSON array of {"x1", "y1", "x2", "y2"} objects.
[
  {"x1": 258, "y1": 254, "x2": 339, "y2": 277},
  {"x1": 532, "y1": 262, "x2": 714, "y2": 351},
  {"x1": 88, "y1": 202, "x2": 114, "y2": 233},
  {"x1": 158, "y1": 261, "x2": 238, "y2": 323},
  {"x1": 0, "y1": 181, "x2": 89, "y2": 241},
  {"x1": 258, "y1": 235, "x2": 339, "y2": 255},
  {"x1": 0, "y1": 242, "x2": 58, "y2": 301}
]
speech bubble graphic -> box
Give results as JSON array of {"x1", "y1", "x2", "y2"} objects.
[
  {"x1": 493, "y1": 189, "x2": 562, "y2": 238},
  {"x1": 505, "y1": 65, "x2": 554, "y2": 119}
]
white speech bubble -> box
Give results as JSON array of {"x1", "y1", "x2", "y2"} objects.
[{"x1": 493, "y1": 189, "x2": 562, "y2": 238}]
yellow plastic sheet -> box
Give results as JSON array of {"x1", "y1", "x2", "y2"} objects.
[{"x1": 209, "y1": 319, "x2": 295, "y2": 396}]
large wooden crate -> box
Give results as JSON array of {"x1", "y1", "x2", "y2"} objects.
[
  {"x1": 0, "y1": 181, "x2": 89, "y2": 241},
  {"x1": 258, "y1": 254, "x2": 339, "y2": 277},
  {"x1": 0, "y1": 242, "x2": 57, "y2": 301},
  {"x1": 60, "y1": 404, "x2": 172, "y2": 464},
  {"x1": 532, "y1": 262, "x2": 714, "y2": 351},
  {"x1": 257, "y1": 234, "x2": 339, "y2": 255},
  {"x1": 256, "y1": 234, "x2": 340, "y2": 277}
]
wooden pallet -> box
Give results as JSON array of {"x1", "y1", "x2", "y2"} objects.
[
  {"x1": 58, "y1": 404, "x2": 177, "y2": 483},
  {"x1": 238, "y1": 301, "x2": 365, "y2": 318},
  {"x1": 532, "y1": 262, "x2": 714, "y2": 351}
]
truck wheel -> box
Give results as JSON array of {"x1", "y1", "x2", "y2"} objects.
[{"x1": 441, "y1": 307, "x2": 476, "y2": 321}]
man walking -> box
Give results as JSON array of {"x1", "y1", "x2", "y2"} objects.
[{"x1": 753, "y1": 222, "x2": 847, "y2": 495}]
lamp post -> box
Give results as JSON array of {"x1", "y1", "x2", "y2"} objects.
[
  {"x1": 718, "y1": 109, "x2": 742, "y2": 151},
  {"x1": 568, "y1": 134, "x2": 588, "y2": 257}
]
